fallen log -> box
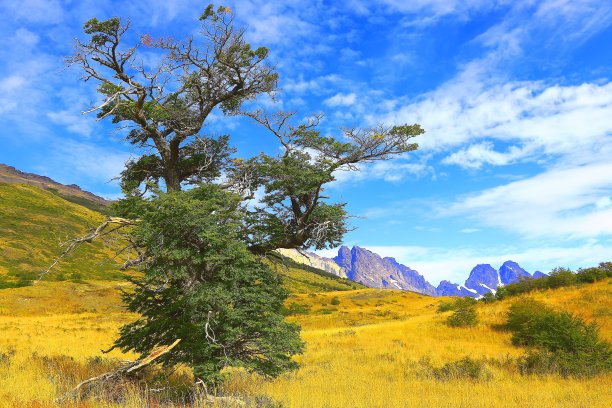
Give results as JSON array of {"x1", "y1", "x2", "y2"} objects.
[{"x1": 56, "y1": 339, "x2": 180, "y2": 403}]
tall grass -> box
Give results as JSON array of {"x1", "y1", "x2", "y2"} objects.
[{"x1": 0, "y1": 280, "x2": 610, "y2": 407}]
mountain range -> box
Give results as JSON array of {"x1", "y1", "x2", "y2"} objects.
[
  {"x1": 0, "y1": 162, "x2": 546, "y2": 298},
  {"x1": 280, "y1": 246, "x2": 546, "y2": 297}
]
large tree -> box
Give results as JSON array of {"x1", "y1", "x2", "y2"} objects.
[{"x1": 65, "y1": 5, "x2": 424, "y2": 385}]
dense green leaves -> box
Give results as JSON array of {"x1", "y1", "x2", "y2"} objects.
[
  {"x1": 505, "y1": 299, "x2": 612, "y2": 377},
  {"x1": 493, "y1": 263, "x2": 612, "y2": 301},
  {"x1": 114, "y1": 186, "x2": 303, "y2": 384}
]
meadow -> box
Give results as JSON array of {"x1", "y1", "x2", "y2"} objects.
[
  {"x1": 0, "y1": 182, "x2": 610, "y2": 406},
  {"x1": 0, "y1": 278, "x2": 610, "y2": 407}
]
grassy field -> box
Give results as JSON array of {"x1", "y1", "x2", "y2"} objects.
[
  {"x1": 0, "y1": 183, "x2": 610, "y2": 406},
  {"x1": 0, "y1": 279, "x2": 610, "y2": 407}
]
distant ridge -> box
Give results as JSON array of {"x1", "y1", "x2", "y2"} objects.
[
  {"x1": 0, "y1": 163, "x2": 110, "y2": 209},
  {"x1": 282, "y1": 247, "x2": 546, "y2": 297}
]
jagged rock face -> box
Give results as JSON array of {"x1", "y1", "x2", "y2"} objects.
[
  {"x1": 277, "y1": 249, "x2": 347, "y2": 278},
  {"x1": 436, "y1": 280, "x2": 478, "y2": 297},
  {"x1": 532, "y1": 271, "x2": 548, "y2": 278},
  {"x1": 281, "y1": 244, "x2": 545, "y2": 298},
  {"x1": 333, "y1": 246, "x2": 353, "y2": 270},
  {"x1": 499, "y1": 260, "x2": 531, "y2": 284},
  {"x1": 334, "y1": 246, "x2": 437, "y2": 295},
  {"x1": 464, "y1": 264, "x2": 500, "y2": 295}
]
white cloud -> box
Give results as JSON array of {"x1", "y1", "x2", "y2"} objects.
[
  {"x1": 379, "y1": 79, "x2": 612, "y2": 163},
  {"x1": 331, "y1": 159, "x2": 432, "y2": 186},
  {"x1": 442, "y1": 141, "x2": 529, "y2": 169},
  {"x1": 47, "y1": 110, "x2": 93, "y2": 137},
  {"x1": 443, "y1": 161, "x2": 612, "y2": 239},
  {"x1": 324, "y1": 92, "x2": 357, "y2": 107},
  {"x1": 46, "y1": 141, "x2": 131, "y2": 186},
  {"x1": 1, "y1": 0, "x2": 64, "y2": 24}
]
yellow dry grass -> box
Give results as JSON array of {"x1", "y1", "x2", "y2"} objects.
[{"x1": 0, "y1": 280, "x2": 610, "y2": 407}]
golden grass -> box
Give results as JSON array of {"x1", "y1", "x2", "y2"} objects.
[{"x1": 0, "y1": 280, "x2": 610, "y2": 407}]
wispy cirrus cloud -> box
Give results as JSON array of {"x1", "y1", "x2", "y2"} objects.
[{"x1": 442, "y1": 160, "x2": 612, "y2": 239}]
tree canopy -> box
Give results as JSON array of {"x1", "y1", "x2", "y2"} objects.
[{"x1": 67, "y1": 4, "x2": 424, "y2": 385}]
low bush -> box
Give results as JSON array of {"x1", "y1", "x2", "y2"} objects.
[
  {"x1": 437, "y1": 297, "x2": 476, "y2": 313},
  {"x1": 447, "y1": 303, "x2": 478, "y2": 328},
  {"x1": 492, "y1": 262, "x2": 611, "y2": 302},
  {"x1": 505, "y1": 299, "x2": 612, "y2": 377},
  {"x1": 282, "y1": 302, "x2": 311, "y2": 316},
  {"x1": 420, "y1": 357, "x2": 492, "y2": 382}
]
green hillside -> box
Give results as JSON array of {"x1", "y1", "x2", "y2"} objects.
[
  {"x1": 0, "y1": 183, "x2": 124, "y2": 286},
  {"x1": 0, "y1": 182, "x2": 359, "y2": 293}
]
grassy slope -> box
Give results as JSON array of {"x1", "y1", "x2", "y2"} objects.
[
  {"x1": 0, "y1": 182, "x2": 610, "y2": 406},
  {"x1": 0, "y1": 182, "x2": 356, "y2": 293},
  {"x1": 0, "y1": 279, "x2": 609, "y2": 407},
  {"x1": 0, "y1": 183, "x2": 124, "y2": 282}
]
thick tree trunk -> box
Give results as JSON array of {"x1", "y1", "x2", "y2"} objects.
[
  {"x1": 164, "y1": 143, "x2": 182, "y2": 192},
  {"x1": 164, "y1": 167, "x2": 182, "y2": 192}
]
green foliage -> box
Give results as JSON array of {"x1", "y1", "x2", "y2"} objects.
[
  {"x1": 282, "y1": 302, "x2": 311, "y2": 316},
  {"x1": 446, "y1": 299, "x2": 478, "y2": 327},
  {"x1": 419, "y1": 357, "x2": 492, "y2": 382},
  {"x1": 438, "y1": 297, "x2": 477, "y2": 314},
  {"x1": 113, "y1": 186, "x2": 304, "y2": 385},
  {"x1": 505, "y1": 299, "x2": 612, "y2": 377},
  {"x1": 330, "y1": 296, "x2": 341, "y2": 306},
  {"x1": 492, "y1": 263, "x2": 612, "y2": 302},
  {"x1": 436, "y1": 301, "x2": 455, "y2": 313},
  {"x1": 0, "y1": 184, "x2": 125, "y2": 285},
  {"x1": 546, "y1": 267, "x2": 577, "y2": 288}
]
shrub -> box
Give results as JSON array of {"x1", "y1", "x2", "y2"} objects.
[
  {"x1": 423, "y1": 357, "x2": 492, "y2": 382},
  {"x1": 437, "y1": 301, "x2": 455, "y2": 313},
  {"x1": 518, "y1": 348, "x2": 612, "y2": 378},
  {"x1": 330, "y1": 296, "x2": 341, "y2": 306},
  {"x1": 438, "y1": 297, "x2": 476, "y2": 313},
  {"x1": 547, "y1": 267, "x2": 577, "y2": 288},
  {"x1": 505, "y1": 299, "x2": 612, "y2": 377},
  {"x1": 447, "y1": 304, "x2": 478, "y2": 327},
  {"x1": 282, "y1": 302, "x2": 311, "y2": 316}
]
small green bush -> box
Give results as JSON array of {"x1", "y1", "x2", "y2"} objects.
[
  {"x1": 547, "y1": 267, "x2": 577, "y2": 288},
  {"x1": 437, "y1": 297, "x2": 476, "y2": 313},
  {"x1": 505, "y1": 299, "x2": 612, "y2": 377},
  {"x1": 437, "y1": 301, "x2": 454, "y2": 313},
  {"x1": 447, "y1": 304, "x2": 478, "y2": 327},
  {"x1": 282, "y1": 302, "x2": 311, "y2": 316},
  {"x1": 424, "y1": 357, "x2": 492, "y2": 382},
  {"x1": 330, "y1": 296, "x2": 341, "y2": 306}
]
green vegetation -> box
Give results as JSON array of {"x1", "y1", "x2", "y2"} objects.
[
  {"x1": 113, "y1": 186, "x2": 304, "y2": 385},
  {"x1": 0, "y1": 183, "x2": 358, "y2": 295},
  {"x1": 437, "y1": 297, "x2": 479, "y2": 327},
  {"x1": 505, "y1": 299, "x2": 612, "y2": 377},
  {"x1": 437, "y1": 297, "x2": 477, "y2": 313},
  {"x1": 420, "y1": 357, "x2": 492, "y2": 382},
  {"x1": 492, "y1": 262, "x2": 612, "y2": 301},
  {"x1": 0, "y1": 183, "x2": 125, "y2": 284},
  {"x1": 45, "y1": 187, "x2": 109, "y2": 214}
]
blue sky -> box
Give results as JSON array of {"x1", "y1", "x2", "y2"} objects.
[{"x1": 1, "y1": 0, "x2": 612, "y2": 285}]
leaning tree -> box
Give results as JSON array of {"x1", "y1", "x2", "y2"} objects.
[{"x1": 60, "y1": 5, "x2": 424, "y2": 385}]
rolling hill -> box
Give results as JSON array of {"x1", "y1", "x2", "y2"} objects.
[
  {"x1": 0, "y1": 174, "x2": 609, "y2": 407},
  {"x1": 0, "y1": 180, "x2": 361, "y2": 293}
]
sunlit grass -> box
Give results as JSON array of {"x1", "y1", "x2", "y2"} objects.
[{"x1": 0, "y1": 279, "x2": 610, "y2": 407}]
